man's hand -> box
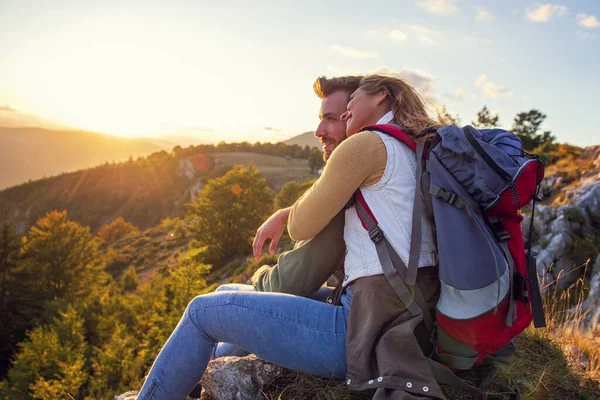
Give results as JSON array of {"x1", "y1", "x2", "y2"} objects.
[{"x1": 253, "y1": 207, "x2": 291, "y2": 261}]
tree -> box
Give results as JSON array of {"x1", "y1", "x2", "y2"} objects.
[
  {"x1": 0, "y1": 219, "x2": 27, "y2": 376},
  {"x1": 186, "y1": 165, "x2": 272, "y2": 265},
  {"x1": 308, "y1": 148, "x2": 325, "y2": 173},
  {"x1": 274, "y1": 180, "x2": 315, "y2": 210},
  {"x1": 0, "y1": 219, "x2": 20, "y2": 326},
  {"x1": 121, "y1": 266, "x2": 139, "y2": 292},
  {"x1": 472, "y1": 105, "x2": 499, "y2": 128},
  {"x1": 512, "y1": 109, "x2": 556, "y2": 151},
  {"x1": 20, "y1": 210, "x2": 108, "y2": 306},
  {"x1": 0, "y1": 307, "x2": 88, "y2": 400},
  {"x1": 97, "y1": 217, "x2": 139, "y2": 243},
  {"x1": 436, "y1": 105, "x2": 461, "y2": 126}
]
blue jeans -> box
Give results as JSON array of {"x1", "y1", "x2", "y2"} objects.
[
  {"x1": 212, "y1": 283, "x2": 335, "y2": 358},
  {"x1": 136, "y1": 286, "x2": 352, "y2": 400}
]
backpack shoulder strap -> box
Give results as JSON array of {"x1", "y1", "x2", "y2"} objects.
[{"x1": 360, "y1": 124, "x2": 421, "y2": 154}]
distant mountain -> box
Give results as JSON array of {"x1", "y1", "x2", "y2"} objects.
[
  {"x1": 0, "y1": 107, "x2": 68, "y2": 130},
  {"x1": 0, "y1": 127, "x2": 167, "y2": 189},
  {"x1": 282, "y1": 131, "x2": 320, "y2": 149}
]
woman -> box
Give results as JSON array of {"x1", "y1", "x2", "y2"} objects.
[{"x1": 136, "y1": 75, "x2": 442, "y2": 400}]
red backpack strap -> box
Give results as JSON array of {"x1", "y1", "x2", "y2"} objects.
[{"x1": 360, "y1": 124, "x2": 421, "y2": 154}]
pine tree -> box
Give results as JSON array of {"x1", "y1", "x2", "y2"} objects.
[
  {"x1": 472, "y1": 105, "x2": 499, "y2": 128},
  {"x1": 512, "y1": 109, "x2": 555, "y2": 151}
]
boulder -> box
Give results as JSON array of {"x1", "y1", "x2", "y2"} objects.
[
  {"x1": 200, "y1": 355, "x2": 284, "y2": 400},
  {"x1": 575, "y1": 255, "x2": 600, "y2": 332},
  {"x1": 114, "y1": 355, "x2": 283, "y2": 400}
]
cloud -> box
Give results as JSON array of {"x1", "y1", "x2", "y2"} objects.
[
  {"x1": 577, "y1": 30, "x2": 598, "y2": 40},
  {"x1": 526, "y1": 3, "x2": 568, "y2": 22},
  {"x1": 476, "y1": 6, "x2": 493, "y2": 22},
  {"x1": 445, "y1": 88, "x2": 478, "y2": 101},
  {"x1": 474, "y1": 74, "x2": 512, "y2": 98},
  {"x1": 330, "y1": 45, "x2": 379, "y2": 59},
  {"x1": 408, "y1": 25, "x2": 443, "y2": 45},
  {"x1": 388, "y1": 30, "x2": 407, "y2": 42},
  {"x1": 475, "y1": 74, "x2": 488, "y2": 88},
  {"x1": 577, "y1": 13, "x2": 600, "y2": 28},
  {"x1": 264, "y1": 126, "x2": 281, "y2": 132},
  {"x1": 372, "y1": 67, "x2": 439, "y2": 103},
  {"x1": 483, "y1": 81, "x2": 512, "y2": 98},
  {"x1": 418, "y1": 0, "x2": 459, "y2": 15},
  {"x1": 0, "y1": 105, "x2": 18, "y2": 112}
]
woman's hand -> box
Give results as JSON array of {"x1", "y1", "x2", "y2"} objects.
[{"x1": 252, "y1": 207, "x2": 291, "y2": 261}]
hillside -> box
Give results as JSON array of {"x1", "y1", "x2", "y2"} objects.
[
  {"x1": 0, "y1": 145, "x2": 315, "y2": 234},
  {"x1": 0, "y1": 127, "x2": 164, "y2": 190},
  {"x1": 282, "y1": 130, "x2": 320, "y2": 148}
]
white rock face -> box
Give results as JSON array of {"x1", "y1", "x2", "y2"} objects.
[{"x1": 177, "y1": 158, "x2": 198, "y2": 179}]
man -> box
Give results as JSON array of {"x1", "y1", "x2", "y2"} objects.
[{"x1": 212, "y1": 76, "x2": 361, "y2": 358}]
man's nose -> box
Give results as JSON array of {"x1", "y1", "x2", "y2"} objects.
[{"x1": 314, "y1": 121, "x2": 327, "y2": 138}]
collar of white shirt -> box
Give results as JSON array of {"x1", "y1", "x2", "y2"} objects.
[{"x1": 376, "y1": 111, "x2": 394, "y2": 124}]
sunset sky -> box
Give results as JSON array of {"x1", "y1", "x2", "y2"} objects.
[{"x1": 0, "y1": 0, "x2": 598, "y2": 145}]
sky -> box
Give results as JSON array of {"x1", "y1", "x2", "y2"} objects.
[{"x1": 0, "y1": 0, "x2": 598, "y2": 145}]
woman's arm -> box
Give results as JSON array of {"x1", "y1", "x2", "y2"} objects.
[{"x1": 288, "y1": 131, "x2": 386, "y2": 240}]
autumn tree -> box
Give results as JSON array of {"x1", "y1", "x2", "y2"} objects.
[
  {"x1": 186, "y1": 165, "x2": 272, "y2": 265},
  {"x1": 472, "y1": 105, "x2": 499, "y2": 128},
  {"x1": 512, "y1": 109, "x2": 555, "y2": 151}
]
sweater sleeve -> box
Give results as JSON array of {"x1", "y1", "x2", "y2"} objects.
[
  {"x1": 288, "y1": 131, "x2": 386, "y2": 241},
  {"x1": 251, "y1": 210, "x2": 345, "y2": 295}
]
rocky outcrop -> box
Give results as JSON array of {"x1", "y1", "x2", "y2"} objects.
[
  {"x1": 522, "y1": 147, "x2": 599, "y2": 331},
  {"x1": 114, "y1": 355, "x2": 283, "y2": 400}
]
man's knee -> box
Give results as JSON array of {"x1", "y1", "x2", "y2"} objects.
[{"x1": 215, "y1": 284, "x2": 233, "y2": 292}]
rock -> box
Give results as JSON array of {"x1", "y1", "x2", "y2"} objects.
[
  {"x1": 114, "y1": 355, "x2": 283, "y2": 400},
  {"x1": 552, "y1": 257, "x2": 580, "y2": 290},
  {"x1": 200, "y1": 355, "x2": 284, "y2": 400},
  {"x1": 575, "y1": 255, "x2": 600, "y2": 332},
  {"x1": 114, "y1": 391, "x2": 138, "y2": 400},
  {"x1": 536, "y1": 232, "x2": 574, "y2": 287},
  {"x1": 113, "y1": 391, "x2": 199, "y2": 400},
  {"x1": 177, "y1": 158, "x2": 198, "y2": 179}
]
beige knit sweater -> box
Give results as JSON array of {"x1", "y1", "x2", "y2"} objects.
[{"x1": 288, "y1": 130, "x2": 387, "y2": 240}]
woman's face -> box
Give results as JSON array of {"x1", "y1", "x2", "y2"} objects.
[{"x1": 342, "y1": 87, "x2": 382, "y2": 137}]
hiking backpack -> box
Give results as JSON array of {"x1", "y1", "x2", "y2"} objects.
[{"x1": 353, "y1": 123, "x2": 546, "y2": 397}]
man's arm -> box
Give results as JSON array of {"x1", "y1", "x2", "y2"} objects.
[{"x1": 251, "y1": 210, "x2": 345, "y2": 296}]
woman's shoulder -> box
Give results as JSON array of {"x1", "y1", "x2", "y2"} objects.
[{"x1": 336, "y1": 130, "x2": 383, "y2": 154}]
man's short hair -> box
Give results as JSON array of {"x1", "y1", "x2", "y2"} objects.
[{"x1": 313, "y1": 76, "x2": 362, "y2": 99}]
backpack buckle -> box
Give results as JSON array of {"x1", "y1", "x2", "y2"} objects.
[
  {"x1": 447, "y1": 192, "x2": 458, "y2": 205},
  {"x1": 368, "y1": 225, "x2": 383, "y2": 243}
]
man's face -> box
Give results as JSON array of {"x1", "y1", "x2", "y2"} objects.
[{"x1": 314, "y1": 90, "x2": 350, "y2": 161}]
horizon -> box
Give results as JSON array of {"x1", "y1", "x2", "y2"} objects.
[{"x1": 1, "y1": 0, "x2": 599, "y2": 146}]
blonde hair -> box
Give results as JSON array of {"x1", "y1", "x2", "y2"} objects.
[{"x1": 359, "y1": 74, "x2": 441, "y2": 141}]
